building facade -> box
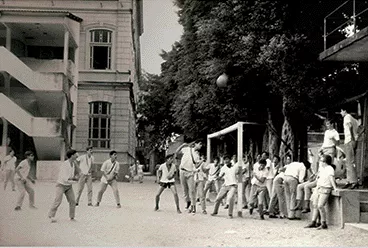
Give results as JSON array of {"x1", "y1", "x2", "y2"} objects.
[{"x1": 0, "y1": 0, "x2": 143, "y2": 180}]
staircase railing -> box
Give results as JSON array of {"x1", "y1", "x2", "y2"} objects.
[{"x1": 324, "y1": 0, "x2": 368, "y2": 51}]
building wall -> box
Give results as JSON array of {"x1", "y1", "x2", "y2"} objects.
[
  {"x1": 76, "y1": 84, "x2": 136, "y2": 181},
  {"x1": 0, "y1": 0, "x2": 141, "y2": 180}
]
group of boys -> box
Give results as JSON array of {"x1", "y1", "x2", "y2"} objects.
[
  {"x1": 4, "y1": 147, "x2": 123, "y2": 223},
  {"x1": 155, "y1": 140, "x2": 337, "y2": 228}
]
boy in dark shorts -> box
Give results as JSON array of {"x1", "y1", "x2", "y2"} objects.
[{"x1": 155, "y1": 154, "x2": 181, "y2": 213}]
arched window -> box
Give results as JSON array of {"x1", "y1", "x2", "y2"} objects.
[
  {"x1": 88, "y1": 101, "x2": 111, "y2": 148},
  {"x1": 89, "y1": 29, "x2": 112, "y2": 70}
]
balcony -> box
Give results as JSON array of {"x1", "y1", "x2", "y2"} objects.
[
  {"x1": 320, "y1": 0, "x2": 368, "y2": 61},
  {"x1": 0, "y1": 46, "x2": 74, "y2": 92},
  {"x1": 20, "y1": 57, "x2": 76, "y2": 84}
]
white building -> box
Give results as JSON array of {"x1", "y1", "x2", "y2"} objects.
[{"x1": 0, "y1": 0, "x2": 143, "y2": 180}]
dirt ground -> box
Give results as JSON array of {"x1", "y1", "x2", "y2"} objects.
[{"x1": 1, "y1": 176, "x2": 368, "y2": 247}]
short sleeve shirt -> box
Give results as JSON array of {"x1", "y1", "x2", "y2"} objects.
[
  {"x1": 179, "y1": 147, "x2": 199, "y2": 171},
  {"x1": 220, "y1": 164, "x2": 240, "y2": 186},
  {"x1": 343, "y1": 114, "x2": 358, "y2": 144},
  {"x1": 322, "y1": 129, "x2": 340, "y2": 148},
  {"x1": 77, "y1": 154, "x2": 94, "y2": 175},
  {"x1": 15, "y1": 159, "x2": 30, "y2": 180},
  {"x1": 100, "y1": 159, "x2": 120, "y2": 184},
  {"x1": 252, "y1": 167, "x2": 269, "y2": 187},
  {"x1": 317, "y1": 165, "x2": 335, "y2": 188},
  {"x1": 158, "y1": 163, "x2": 176, "y2": 183},
  {"x1": 3, "y1": 155, "x2": 16, "y2": 170}
]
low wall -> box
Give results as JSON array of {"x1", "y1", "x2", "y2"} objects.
[
  {"x1": 296, "y1": 189, "x2": 361, "y2": 227},
  {"x1": 36, "y1": 161, "x2": 62, "y2": 181}
]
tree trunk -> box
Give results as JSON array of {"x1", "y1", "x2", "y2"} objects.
[
  {"x1": 267, "y1": 108, "x2": 280, "y2": 158},
  {"x1": 279, "y1": 98, "x2": 295, "y2": 163}
]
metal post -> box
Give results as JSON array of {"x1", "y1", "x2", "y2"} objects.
[
  {"x1": 206, "y1": 136, "x2": 211, "y2": 164},
  {"x1": 353, "y1": 0, "x2": 357, "y2": 34},
  {"x1": 324, "y1": 18, "x2": 327, "y2": 51},
  {"x1": 237, "y1": 122, "x2": 243, "y2": 217}
]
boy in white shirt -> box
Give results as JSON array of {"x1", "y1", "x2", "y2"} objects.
[
  {"x1": 305, "y1": 154, "x2": 337, "y2": 230},
  {"x1": 136, "y1": 160, "x2": 144, "y2": 183},
  {"x1": 203, "y1": 157, "x2": 221, "y2": 203},
  {"x1": 154, "y1": 154, "x2": 181, "y2": 213},
  {"x1": 48, "y1": 149, "x2": 79, "y2": 222},
  {"x1": 249, "y1": 159, "x2": 269, "y2": 220},
  {"x1": 76, "y1": 146, "x2": 95, "y2": 206},
  {"x1": 211, "y1": 155, "x2": 241, "y2": 219},
  {"x1": 340, "y1": 106, "x2": 359, "y2": 189},
  {"x1": 14, "y1": 151, "x2": 36, "y2": 211},
  {"x1": 319, "y1": 119, "x2": 340, "y2": 158},
  {"x1": 2, "y1": 149, "x2": 17, "y2": 191},
  {"x1": 95, "y1": 150, "x2": 121, "y2": 208},
  {"x1": 175, "y1": 140, "x2": 203, "y2": 213}
]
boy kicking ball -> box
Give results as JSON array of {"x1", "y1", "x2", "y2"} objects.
[{"x1": 155, "y1": 154, "x2": 181, "y2": 214}]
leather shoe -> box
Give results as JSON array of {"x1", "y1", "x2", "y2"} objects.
[
  {"x1": 350, "y1": 183, "x2": 359, "y2": 189},
  {"x1": 342, "y1": 183, "x2": 351, "y2": 189}
]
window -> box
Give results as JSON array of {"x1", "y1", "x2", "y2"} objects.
[
  {"x1": 88, "y1": 101, "x2": 111, "y2": 148},
  {"x1": 89, "y1": 29, "x2": 112, "y2": 70}
]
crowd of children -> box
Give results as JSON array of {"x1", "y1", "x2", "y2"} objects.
[{"x1": 156, "y1": 128, "x2": 345, "y2": 230}]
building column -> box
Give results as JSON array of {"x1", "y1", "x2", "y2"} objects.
[
  {"x1": 2, "y1": 26, "x2": 11, "y2": 154},
  {"x1": 60, "y1": 140, "x2": 66, "y2": 161},
  {"x1": 63, "y1": 29, "x2": 69, "y2": 75},
  {"x1": 6, "y1": 25, "x2": 11, "y2": 51},
  {"x1": 1, "y1": 73, "x2": 10, "y2": 151}
]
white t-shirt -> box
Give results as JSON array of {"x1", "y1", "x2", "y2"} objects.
[
  {"x1": 242, "y1": 162, "x2": 251, "y2": 180},
  {"x1": 266, "y1": 161, "x2": 277, "y2": 179},
  {"x1": 77, "y1": 154, "x2": 94, "y2": 175},
  {"x1": 316, "y1": 165, "x2": 335, "y2": 188},
  {"x1": 100, "y1": 159, "x2": 120, "y2": 184},
  {"x1": 3, "y1": 155, "x2": 16, "y2": 171},
  {"x1": 251, "y1": 166, "x2": 269, "y2": 186},
  {"x1": 15, "y1": 159, "x2": 30, "y2": 180},
  {"x1": 179, "y1": 147, "x2": 199, "y2": 172},
  {"x1": 137, "y1": 164, "x2": 144, "y2": 174},
  {"x1": 158, "y1": 163, "x2": 176, "y2": 183},
  {"x1": 207, "y1": 163, "x2": 221, "y2": 181},
  {"x1": 322, "y1": 129, "x2": 340, "y2": 148},
  {"x1": 220, "y1": 164, "x2": 239, "y2": 186},
  {"x1": 284, "y1": 162, "x2": 306, "y2": 183},
  {"x1": 343, "y1": 114, "x2": 358, "y2": 144},
  {"x1": 57, "y1": 160, "x2": 76, "y2": 185}
]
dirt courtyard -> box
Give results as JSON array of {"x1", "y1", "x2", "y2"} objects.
[{"x1": 0, "y1": 176, "x2": 367, "y2": 247}]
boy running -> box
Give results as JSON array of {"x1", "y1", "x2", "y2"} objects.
[
  {"x1": 14, "y1": 151, "x2": 36, "y2": 211},
  {"x1": 249, "y1": 159, "x2": 269, "y2": 220},
  {"x1": 211, "y1": 155, "x2": 241, "y2": 219}
]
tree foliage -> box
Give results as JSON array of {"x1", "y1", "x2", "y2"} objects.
[{"x1": 137, "y1": 0, "x2": 368, "y2": 159}]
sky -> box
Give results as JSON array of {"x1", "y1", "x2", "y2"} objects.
[{"x1": 141, "y1": 0, "x2": 183, "y2": 75}]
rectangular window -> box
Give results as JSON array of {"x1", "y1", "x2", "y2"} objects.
[
  {"x1": 88, "y1": 102, "x2": 111, "y2": 149},
  {"x1": 89, "y1": 29, "x2": 112, "y2": 70}
]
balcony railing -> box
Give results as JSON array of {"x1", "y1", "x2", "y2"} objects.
[{"x1": 324, "y1": 0, "x2": 368, "y2": 51}]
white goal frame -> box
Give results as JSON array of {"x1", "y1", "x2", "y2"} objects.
[{"x1": 206, "y1": 121, "x2": 264, "y2": 217}]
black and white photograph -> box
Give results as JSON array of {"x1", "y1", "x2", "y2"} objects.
[{"x1": 1, "y1": 0, "x2": 368, "y2": 246}]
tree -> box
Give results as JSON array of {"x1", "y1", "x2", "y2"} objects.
[{"x1": 137, "y1": 0, "x2": 368, "y2": 162}]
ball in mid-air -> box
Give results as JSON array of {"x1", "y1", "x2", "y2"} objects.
[{"x1": 216, "y1": 73, "x2": 228, "y2": 88}]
